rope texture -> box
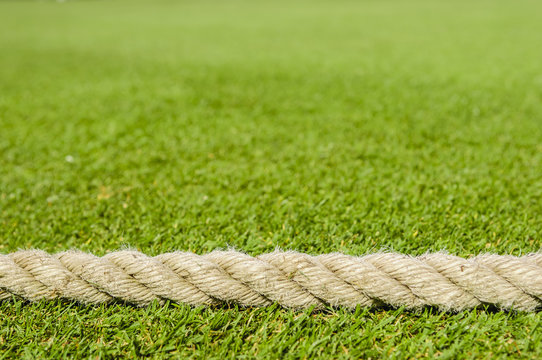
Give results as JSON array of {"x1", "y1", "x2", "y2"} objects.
[{"x1": 1, "y1": 250, "x2": 541, "y2": 311}]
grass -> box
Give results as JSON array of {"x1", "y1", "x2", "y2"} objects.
[{"x1": 1, "y1": 0, "x2": 541, "y2": 357}]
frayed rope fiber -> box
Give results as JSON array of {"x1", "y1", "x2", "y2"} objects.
[{"x1": 1, "y1": 250, "x2": 541, "y2": 311}]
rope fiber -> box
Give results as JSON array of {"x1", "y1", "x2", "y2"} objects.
[{"x1": 1, "y1": 250, "x2": 541, "y2": 311}]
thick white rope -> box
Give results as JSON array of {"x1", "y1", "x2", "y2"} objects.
[{"x1": 0, "y1": 250, "x2": 541, "y2": 311}]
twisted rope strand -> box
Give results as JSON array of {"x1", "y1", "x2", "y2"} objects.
[{"x1": 0, "y1": 250, "x2": 541, "y2": 311}]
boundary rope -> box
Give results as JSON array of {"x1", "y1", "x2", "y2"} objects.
[{"x1": 1, "y1": 250, "x2": 541, "y2": 311}]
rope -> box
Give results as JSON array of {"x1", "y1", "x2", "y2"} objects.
[{"x1": 1, "y1": 249, "x2": 541, "y2": 311}]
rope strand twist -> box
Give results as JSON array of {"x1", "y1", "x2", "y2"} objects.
[{"x1": 1, "y1": 250, "x2": 541, "y2": 311}]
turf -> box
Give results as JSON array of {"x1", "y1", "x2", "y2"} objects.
[{"x1": 1, "y1": 0, "x2": 541, "y2": 358}]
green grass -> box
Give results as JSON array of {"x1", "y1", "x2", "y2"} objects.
[{"x1": 1, "y1": 0, "x2": 542, "y2": 357}]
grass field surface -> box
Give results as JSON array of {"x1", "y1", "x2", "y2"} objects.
[{"x1": 1, "y1": 0, "x2": 542, "y2": 357}]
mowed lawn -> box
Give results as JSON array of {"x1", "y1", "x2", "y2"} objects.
[{"x1": 1, "y1": 0, "x2": 542, "y2": 357}]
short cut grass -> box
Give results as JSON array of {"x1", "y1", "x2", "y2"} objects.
[{"x1": 1, "y1": 0, "x2": 542, "y2": 358}]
